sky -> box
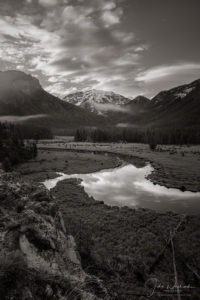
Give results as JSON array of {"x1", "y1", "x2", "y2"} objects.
[{"x1": 0, "y1": 0, "x2": 200, "y2": 98}]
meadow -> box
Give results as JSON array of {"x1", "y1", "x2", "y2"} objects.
[{"x1": 36, "y1": 139, "x2": 200, "y2": 192}]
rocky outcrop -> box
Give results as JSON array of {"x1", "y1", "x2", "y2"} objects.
[{"x1": 0, "y1": 170, "x2": 106, "y2": 299}]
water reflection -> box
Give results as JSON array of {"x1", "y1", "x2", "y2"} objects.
[{"x1": 43, "y1": 164, "x2": 200, "y2": 214}]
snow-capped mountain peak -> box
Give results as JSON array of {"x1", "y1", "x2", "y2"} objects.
[{"x1": 63, "y1": 89, "x2": 131, "y2": 114}]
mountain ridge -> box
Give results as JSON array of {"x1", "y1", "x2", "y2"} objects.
[
  {"x1": 128, "y1": 95, "x2": 150, "y2": 106},
  {"x1": 0, "y1": 70, "x2": 200, "y2": 131},
  {"x1": 152, "y1": 78, "x2": 200, "y2": 104}
]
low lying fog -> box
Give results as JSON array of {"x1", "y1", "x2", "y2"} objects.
[{"x1": 0, "y1": 114, "x2": 48, "y2": 122}]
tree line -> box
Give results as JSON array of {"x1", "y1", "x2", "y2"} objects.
[
  {"x1": 0, "y1": 123, "x2": 52, "y2": 171},
  {"x1": 74, "y1": 126, "x2": 200, "y2": 145},
  {"x1": 16, "y1": 124, "x2": 53, "y2": 140}
]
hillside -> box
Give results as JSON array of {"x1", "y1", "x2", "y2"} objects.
[
  {"x1": 148, "y1": 78, "x2": 200, "y2": 127},
  {"x1": 128, "y1": 95, "x2": 150, "y2": 106},
  {"x1": 110, "y1": 79, "x2": 200, "y2": 129}
]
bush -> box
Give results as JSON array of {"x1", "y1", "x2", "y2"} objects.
[
  {"x1": 0, "y1": 250, "x2": 27, "y2": 297},
  {"x1": 0, "y1": 122, "x2": 38, "y2": 170},
  {"x1": 149, "y1": 143, "x2": 157, "y2": 151},
  {"x1": 2, "y1": 157, "x2": 12, "y2": 172}
]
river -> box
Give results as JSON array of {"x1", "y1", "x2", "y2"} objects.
[{"x1": 43, "y1": 163, "x2": 200, "y2": 214}]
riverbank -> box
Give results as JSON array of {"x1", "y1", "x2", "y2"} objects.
[{"x1": 15, "y1": 149, "x2": 144, "y2": 183}]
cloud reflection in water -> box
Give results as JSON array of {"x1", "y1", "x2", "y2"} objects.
[{"x1": 43, "y1": 164, "x2": 200, "y2": 214}]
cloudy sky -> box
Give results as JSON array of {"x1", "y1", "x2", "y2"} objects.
[{"x1": 0, "y1": 0, "x2": 200, "y2": 98}]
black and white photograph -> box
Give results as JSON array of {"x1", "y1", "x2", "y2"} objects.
[{"x1": 0, "y1": 0, "x2": 200, "y2": 299}]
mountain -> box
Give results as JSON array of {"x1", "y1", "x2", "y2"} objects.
[
  {"x1": 0, "y1": 71, "x2": 107, "y2": 134},
  {"x1": 1, "y1": 71, "x2": 200, "y2": 134},
  {"x1": 147, "y1": 78, "x2": 200, "y2": 127},
  {"x1": 152, "y1": 79, "x2": 200, "y2": 104},
  {"x1": 104, "y1": 79, "x2": 200, "y2": 129},
  {"x1": 129, "y1": 95, "x2": 150, "y2": 106},
  {"x1": 63, "y1": 89, "x2": 131, "y2": 115}
]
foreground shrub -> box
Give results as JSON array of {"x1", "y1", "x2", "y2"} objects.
[
  {"x1": 0, "y1": 122, "x2": 38, "y2": 170},
  {"x1": 149, "y1": 143, "x2": 157, "y2": 151},
  {"x1": 0, "y1": 250, "x2": 27, "y2": 296}
]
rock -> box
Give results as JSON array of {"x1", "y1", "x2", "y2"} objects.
[
  {"x1": 0, "y1": 170, "x2": 105, "y2": 299},
  {"x1": 45, "y1": 284, "x2": 54, "y2": 297},
  {"x1": 66, "y1": 235, "x2": 81, "y2": 265}
]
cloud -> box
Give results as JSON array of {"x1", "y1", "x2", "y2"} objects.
[
  {"x1": 0, "y1": 0, "x2": 147, "y2": 98},
  {"x1": 38, "y1": 0, "x2": 59, "y2": 7},
  {"x1": 100, "y1": 8, "x2": 123, "y2": 27},
  {"x1": 116, "y1": 123, "x2": 138, "y2": 128},
  {"x1": 134, "y1": 62, "x2": 200, "y2": 98},
  {"x1": 44, "y1": 82, "x2": 76, "y2": 97},
  {"x1": 102, "y1": 1, "x2": 116, "y2": 10},
  {"x1": 0, "y1": 114, "x2": 48, "y2": 123},
  {"x1": 94, "y1": 103, "x2": 129, "y2": 112},
  {"x1": 61, "y1": 5, "x2": 95, "y2": 28},
  {"x1": 136, "y1": 63, "x2": 200, "y2": 82}
]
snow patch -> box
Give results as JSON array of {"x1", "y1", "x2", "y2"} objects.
[{"x1": 175, "y1": 87, "x2": 195, "y2": 99}]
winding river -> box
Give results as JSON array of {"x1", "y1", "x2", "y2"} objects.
[{"x1": 43, "y1": 163, "x2": 200, "y2": 215}]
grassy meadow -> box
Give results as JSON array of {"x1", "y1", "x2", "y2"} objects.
[{"x1": 36, "y1": 139, "x2": 200, "y2": 192}]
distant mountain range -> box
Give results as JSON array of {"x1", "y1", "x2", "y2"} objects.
[{"x1": 0, "y1": 70, "x2": 200, "y2": 133}]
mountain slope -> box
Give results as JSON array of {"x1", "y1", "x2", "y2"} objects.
[
  {"x1": 152, "y1": 79, "x2": 200, "y2": 104},
  {"x1": 0, "y1": 71, "x2": 107, "y2": 133},
  {"x1": 102, "y1": 79, "x2": 200, "y2": 128},
  {"x1": 63, "y1": 89, "x2": 131, "y2": 114},
  {"x1": 129, "y1": 95, "x2": 150, "y2": 106},
  {"x1": 147, "y1": 78, "x2": 200, "y2": 127}
]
